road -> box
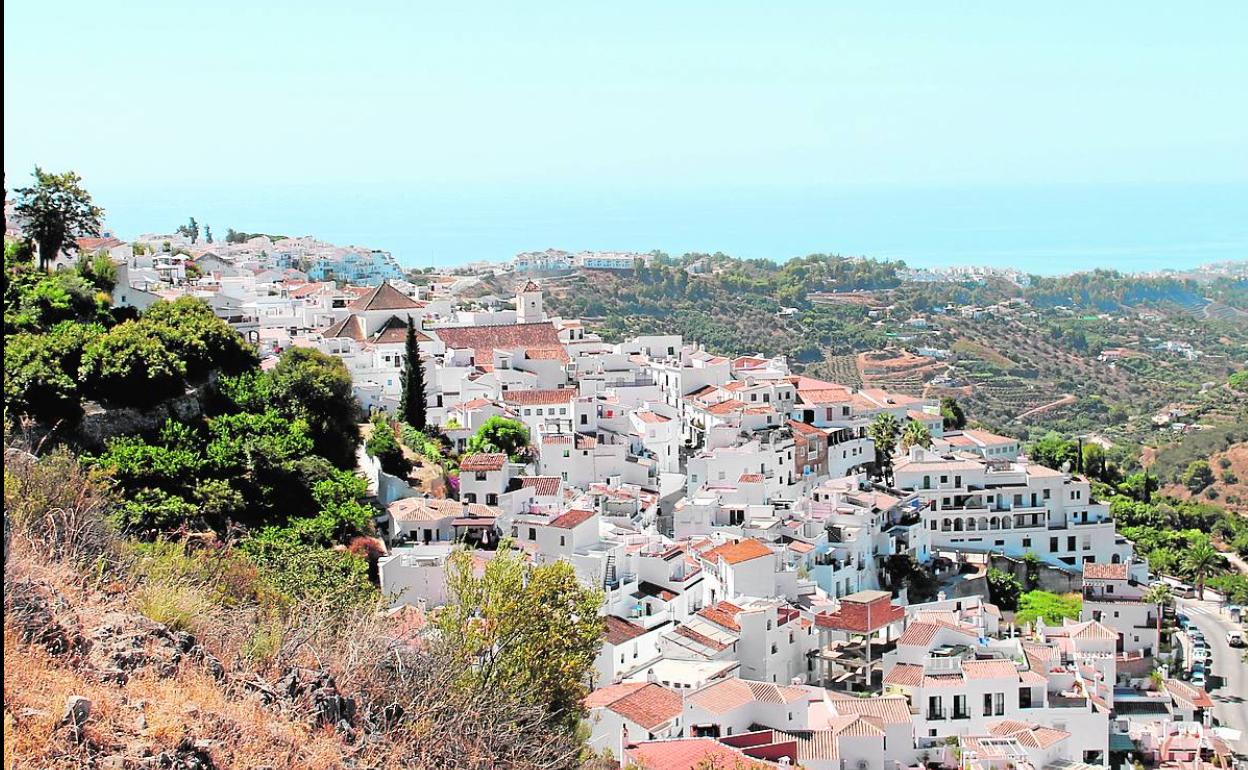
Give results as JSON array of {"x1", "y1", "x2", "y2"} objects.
[{"x1": 1176, "y1": 597, "x2": 1248, "y2": 756}]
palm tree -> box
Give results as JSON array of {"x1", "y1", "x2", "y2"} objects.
[
  {"x1": 1183, "y1": 542, "x2": 1222, "y2": 600},
  {"x1": 867, "y1": 413, "x2": 901, "y2": 483},
  {"x1": 900, "y1": 419, "x2": 933, "y2": 452},
  {"x1": 1143, "y1": 582, "x2": 1173, "y2": 644}
]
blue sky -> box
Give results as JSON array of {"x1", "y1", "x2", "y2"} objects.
[{"x1": 6, "y1": 2, "x2": 1247, "y2": 191}]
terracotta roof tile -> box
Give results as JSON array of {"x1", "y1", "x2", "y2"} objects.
[
  {"x1": 883, "y1": 663, "x2": 923, "y2": 687},
  {"x1": 519, "y1": 476, "x2": 561, "y2": 496},
  {"x1": 459, "y1": 453, "x2": 507, "y2": 472},
  {"x1": 603, "y1": 616, "x2": 649, "y2": 645},
  {"x1": 503, "y1": 388, "x2": 577, "y2": 406},
  {"x1": 626, "y1": 738, "x2": 777, "y2": 770},
  {"x1": 585, "y1": 682, "x2": 682, "y2": 730},
  {"x1": 435, "y1": 322, "x2": 567, "y2": 362},
  {"x1": 701, "y1": 538, "x2": 772, "y2": 566},
  {"x1": 349, "y1": 282, "x2": 423, "y2": 312},
  {"x1": 549, "y1": 508, "x2": 596, "y2": 529}
]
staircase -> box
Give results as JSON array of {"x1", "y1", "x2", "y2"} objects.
[{"x1": 603, "y1": 553, "x2": 619, "y2": 590}]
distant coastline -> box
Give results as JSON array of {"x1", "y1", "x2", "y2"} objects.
[{"x1": 73, "y1": 180, "x2": 1248, "y2": 276}]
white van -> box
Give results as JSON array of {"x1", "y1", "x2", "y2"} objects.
[{"x1": 1228, "y1": 629, "x2": 1244, "y2": 648}]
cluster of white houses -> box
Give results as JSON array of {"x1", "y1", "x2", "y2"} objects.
[
  {"x1": 93, "y1": 235, "x2": 1225, "y2": 770},
  {"x1": 331, "y1": 281, "x2": 1223, "y2": 770}
]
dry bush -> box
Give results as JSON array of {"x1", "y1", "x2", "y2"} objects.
[
  {"x1": 4, "y1": 444, "x2": 115, "y2": 569},
  {"x1": 3, "y1": 439, "x2": 591, "y2": 769}
]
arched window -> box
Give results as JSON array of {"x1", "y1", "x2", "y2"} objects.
[
  {"x1": 942, "y1": 519, "x2": 952, "y2": 532},
  {"x1": 979, "y1": 517, "x2": 989, "y2": 531},
  {"x1": 954, "y1": 518, "x2": 964, "y2": 532},
  {"x1": 990, "y1": 516, "x2": 1000, "y2": 530},
  {"x1": 1001, "y1": 517, "x2": 1011, "y2": 530},
  {"x1": 967, "y1": 518, "x2": 977, "y2": 531},
  {"x1": 1111, "y1": 553, "x2": 1122, "y2": 564}
]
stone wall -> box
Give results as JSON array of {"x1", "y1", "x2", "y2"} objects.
[
  {"x1": 989, "y1": 553, "x2": 1082, "y2": 594},
  {"x1": 74, "y1": 385, "x2": 208, "y2": 449}
]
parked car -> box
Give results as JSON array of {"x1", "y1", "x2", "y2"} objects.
[
  {"x1": 1190, "y1": 670, "x2": 1207, "y2": 688},
  {"x1": 1176, "y1": 613, "x2": 1191, "y2": 629},
  {"x1": 1191, "y1": 647, "x2": 1212, "y2": 663}
]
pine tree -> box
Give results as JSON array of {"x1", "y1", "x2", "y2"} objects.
[{"x1": 399, "y1": 316, "x2": 426, "y2": 429}]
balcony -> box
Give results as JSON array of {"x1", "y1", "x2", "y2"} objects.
[{"x1": 927, "y1": 709, "x2": 946, "y2": 720}]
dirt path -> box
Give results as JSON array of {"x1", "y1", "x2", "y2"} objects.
[{"x1": 1015, "y1": 394, "x2": 1077, "y2": 421}]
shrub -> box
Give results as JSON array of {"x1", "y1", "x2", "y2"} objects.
[{"x1": 79, "y1": 320, "x2": 187, "y2": 405}]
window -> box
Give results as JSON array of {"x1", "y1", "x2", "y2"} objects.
[
  {"x1": 559, "y1": 536, "x2": 565, "y2": 546},
  {"x1": 475, "y1": 472, "x2": 487, "y2": 481},
  {"x1": 528, "y1": 528, "x2": 536, "y2": 540}
]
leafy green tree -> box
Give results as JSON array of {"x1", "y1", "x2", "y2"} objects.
[
  {"x1": 867, "y1": 412, "x2": 901, "y2": 482},
  {"x1": 1182, "y1": 460, "x2": 1215, "y2": 493},
  {"x1": 437, "y1": 544, "x2": 604, "y2": 731},
  {"x1": 13, "y1": 167, "x2": 104, "y2": 271},
  {"x1": 1182, "y1": 540, "x2": 1222, "y2": 600},
  {"x1": 142, "y1": 297, "x2": 256, "y2": 379},
  {"x1": 986, "y1": 568, "x2": 1022, "y2": 610},
  {"x1": 900, "y1": 419, "x2": 933, "y2": 452},
  {"x1": 75, "y1": 251, "x2": 117, "y2": 293},
  {"x1": 176, "y1": 216, "x2": 200, "y2": 244},
  {"x1": 1081, "y1": 443, "x2": 1106, "y2": 480},
  {"x1": 79, "y1": 320, "x2": 187, "y2": 405},
  {"x1": 1028, "y1": 431, "x2": 1078, "y2": 471},
  {"x1": 398, "y1": 316, "x2": 427, "y2": 430},
  {"x1": 940, "y1": 396, "x2": 967, "y2": 430},
  {"x1": 5, "y1": 269, "x2": 106, "y2": 333},
  {"x1": 465, "y1": 416, "x2": 530, "y2": 462},
  {"x1": 366, "y1": 415, "x2": 412, "y2": 477},
  {"x1": 4, "y1": 321, "x2": 103, "y2": 422},
  {"x1": 219, "y1": 347, "x2": 361, "y2": 468},
  {"x1": 204, "y1": 225, "x2": 213, "y2": 244}
]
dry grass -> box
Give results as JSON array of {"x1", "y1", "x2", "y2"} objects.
[{"x1": 4, "y1": 439, "x2": 591, "y2": 770}]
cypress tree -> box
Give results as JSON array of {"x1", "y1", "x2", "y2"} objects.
[{"x1": 399, "y1": 315, "x2": 427, "y2": 430}]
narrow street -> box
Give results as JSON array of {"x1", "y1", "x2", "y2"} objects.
[{"x1": 1176, "y1": 597, "x2": 1248, "y2": 756}]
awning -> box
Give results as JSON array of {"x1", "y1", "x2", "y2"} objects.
[
  {"x1": 1108, "y1": 733, "x2": 1136, "y2": 752},
  {"x1": 451, "y1": 517, "x2": 497, "y2": 528}
]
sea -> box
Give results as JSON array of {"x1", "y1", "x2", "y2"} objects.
[{"x1": 91, "y1": 181, "x2": 1248, "y2": 276}]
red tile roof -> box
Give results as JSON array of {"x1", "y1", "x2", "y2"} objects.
[
  {"x1": 549, "y1": 508, "x2": 596, "y2": 529},
  {"x1": 519, "y1": 476, "x2": 561, "y2": 496},
  {"x1": 459, "y1": 453, "x2": 507, "y2": 472},
  {"x1": 604, "y1": 615, "x2": 649, "y2": 645},
  {"x1": 896, "y1": 619, "x2": 979, "y2": 647},
  {"x1": 435, "y1": 322, "x2": 567, "y2": 362},
  {"x1": 626, "y1": 738, "x2": 778, "y2": 770},
  {"x1": 961, "y1": 659, "x2": 1021, "y2": 681},
  {"x1": 503, "y1": 388, "x2": 577, "y2": 406},
  {"x1": 697, "y1": 601, "x2": 743, "y2": 632},
  {"x1": 349, "y1": 282, "x2": 423, "y2": 312},
  {"x1": 585, "y1": 682, "x2": 682, "y2": 730},
  {"x1": 815, "y1": 592, "x2": 905, "y2": 633},
  {"x1": 688, "y1": 679, "x2": 808, "y2": 715},
  {"x1": 702, "y1": 538, "x2": 773, "y2": 566},
  {"x1": 882, "y1": 663, "x2": 923, "y2": 687},
  {"x1": 1164, "y1": 679, "x2": 1215, "y2": 709}
]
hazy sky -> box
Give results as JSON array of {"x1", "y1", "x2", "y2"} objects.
[{"x1": 6, "y1": 2, "x2": 1247, "y2": 193}]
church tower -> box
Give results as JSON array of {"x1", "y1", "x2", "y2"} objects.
[{"x1": 516, "y1": 280, "x2": 545, "y2": 324}]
